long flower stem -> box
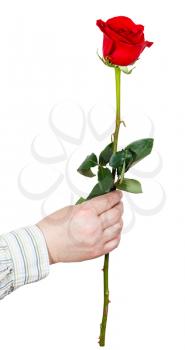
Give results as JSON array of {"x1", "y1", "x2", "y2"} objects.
[
  {"x1": 99, "y1": 66, "x2": 121, "y2": 346},
  {"x1": 113, "y1": 67, "x2": 121, "y2": 153}
]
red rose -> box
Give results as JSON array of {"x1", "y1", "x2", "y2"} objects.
[{"x1": 96, "y1": 16, "x2": 153, "y2": 66}]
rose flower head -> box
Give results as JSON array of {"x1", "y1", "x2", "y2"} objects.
[{"x1": 96, "y1": 16, "x2": 153, "y2": 66}]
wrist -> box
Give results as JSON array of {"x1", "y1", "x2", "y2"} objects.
[{"x1": 35, "y1": 223, "x2": 55, "y2": 265}]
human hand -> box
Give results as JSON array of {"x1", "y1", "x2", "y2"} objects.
[{"x1": 36, "y1": 190, "x2": 124, "y2": 264}]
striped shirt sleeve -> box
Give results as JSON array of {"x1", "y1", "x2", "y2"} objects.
[{"x1": 0, "y1": 224, "x2": 50, "y2": 300}]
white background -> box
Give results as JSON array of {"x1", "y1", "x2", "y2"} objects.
[{"x1": 0, "y1": 1, "x2": 185, "y2": 349}]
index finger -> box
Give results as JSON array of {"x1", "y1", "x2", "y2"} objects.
[{"x1": 85, "y1": 190, "x2": 123, "y2": 215}]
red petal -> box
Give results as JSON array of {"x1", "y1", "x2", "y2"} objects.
[
  {"x1": 145, "y1": 40, "x2": 154, "y2": 47},
  {"x1": 106, "y1": 16, "x2": 136, "y2": 31},
  {"x1": 103, "y1": 34, "x2": 115, "y2": 57},
  {"x1": 96, "y1": 19, "x2": 106, "y2": 33}
]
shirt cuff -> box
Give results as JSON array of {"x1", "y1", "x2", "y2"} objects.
[{"x1": 0, "y1": 224, "x2": 50, "y2": 290}]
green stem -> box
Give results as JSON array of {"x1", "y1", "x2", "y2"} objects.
[
  {"x1": 113, "y1": 67, "x2": 121, "y2": 153},
  {"x1": 120, "y1": 161, "x2": 125, "y2": 184},
  {"x1": 99, "y1": 66, "x2": 121, "y2": 346}
]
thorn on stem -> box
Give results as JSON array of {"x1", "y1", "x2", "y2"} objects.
[{"x1": 120, "y1": 120, "x2": 126, "y2": 127}]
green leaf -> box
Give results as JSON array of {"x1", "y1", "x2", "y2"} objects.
[
  {"x1": 125, "y1": 138, "x2": 154, "y2": 167},
  {"x1": 77, "y1": 153, "x2": 98, "y2": 177},
  {"x1": 116, "y1": 178, "x2": 142, "y2": 194},
  {"x1": 78, "y1": 153, "x2": 98, "y2": 168},
  {"x1": 87, "y1": 166, "x2": 114, "y2": 200},
  {"x1": 87, "y1": 183, "x2": 105, "y2": 200},
  {"x1": 109, "y1": 150, "x2": 126, "y2": 168},
  {"x1": 109, "y1": 138, "x2": 153, "y2": 175},
  {"x1": 117, "y1": 149, "x2": 133, "y2": 174},
  {"x1": 75, "y1": 197, "x2": 86, "y2": 204},
  {"x1": 98, "y1": 166, "x2": 114, "y2": 192},
  {"x1": 99, "y1": 142, "x2": 113, "y2": 166},
  {"x1": 78, "y1": 168, "x2": 96, "y2": 177}
]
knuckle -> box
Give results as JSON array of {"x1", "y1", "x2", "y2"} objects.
[
  {"x1": 101, "y1": 211, "x2": 108, "y2": 226},
  {"x1": 86, "y1": 235, "x2": 97, "y2": 248},
  {"x1": 119, "y1": 218, "x2": 123, "y2": 229},
  {"x1": 78, "y1": 206, "x2": 91, "y2": 218},
  {"x1": 113, "y1": 223, "x2": 121, "y2": 235},
  {"x1": 115, "y1": 237, "x2": 120, "y2": 248},
  {"x1": 119, "y1": 201, "x2": 124, "y2": 213},
  {"x1": 117, "y1": 221, "x2": 122, "y2": 229},
  {"x1": 114, "y1": 206, "x2": 121, "y2": 219},
  {"x1": 117, "y1": 190, "x2": 123, "y2": 197},
  {"x1": 120, "y1": 201, "x2": 124, "y2": 213},
  {"x1": 90, "y1": 245, "x2": 102, "y2": 258},
  {"x1": 93, "y1": 247, "x2": 101, "y2": 257},
  {"x1": 105, "y1": 194, "x2": 112, "y2": 211}
]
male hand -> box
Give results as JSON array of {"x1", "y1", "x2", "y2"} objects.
[{"x1": 36, "y1": 190, "x2": 124, "y2": 264}]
